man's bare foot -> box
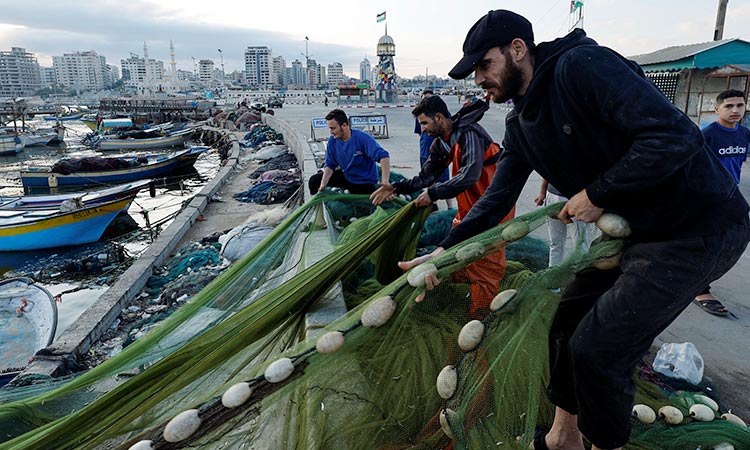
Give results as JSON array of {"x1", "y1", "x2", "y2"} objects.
[{"x1": 530, "y1": 408, "x2": 585, "y2": 450}]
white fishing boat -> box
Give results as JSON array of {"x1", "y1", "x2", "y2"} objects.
[
  {"x1": 0, "y1": 277, "x2": 57, "y2": 385},
  {"x1": 0, "y1": 134, "x2": 24, "y2": 156}
]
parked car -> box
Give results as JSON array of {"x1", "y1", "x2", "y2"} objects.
[
  {"x1": 249, "y1": 99, "x2": 266, "y2": 113},
  {"x1": 267, "y1": 97, "x2": 284, "y2": 108}
]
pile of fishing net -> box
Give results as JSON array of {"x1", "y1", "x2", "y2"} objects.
[
  {"x1": 234, "y1": 169, "x2": 302, "y2": 205},
  {"x1": 0, "y1": 194, "x2": 747, "y2": 450},
  {"x1": 241, "y1": 125, "x2": 284, "y2": 149},
  {"x1": 248, "y1": 152, "x2": 298, "y2": 179}
]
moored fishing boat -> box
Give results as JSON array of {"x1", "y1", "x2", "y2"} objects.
[
  {"x1": 42, "y1": 112, "x2": 84, "y2": 122},
  {"x1": 0, "y1": 179, "x2": 151, "y2": 210},
  {"x1": 2, "y1": 125, "x2": 65, "y2": 147},
  {"x1": 0, "y1": 196, "x2": 134, "y2": 251},
  {"x1": 0, "y1": 134, "x2": 24, "y2": 155},
  {"x1": 93, "y1": 127, "x2": 194, "y2": 151},
  {"x1": 20, "y1": 146, "x2": 208, "y2": 188}
]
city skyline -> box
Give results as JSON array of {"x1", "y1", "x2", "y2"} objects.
[{"x1": 1, "y1": 1, "x2": 749, "y2": 79}]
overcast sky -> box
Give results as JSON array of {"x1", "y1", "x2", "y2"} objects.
[{"x1": 1, "y1": 0, "x2": 748, "y2": 79}]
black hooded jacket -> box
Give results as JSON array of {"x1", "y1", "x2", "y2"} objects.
[{"x1": 441, "y1": 29, "x2": 748, "y2": 248}]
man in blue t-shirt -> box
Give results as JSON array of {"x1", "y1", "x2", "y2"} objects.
[
  {"x1": 308, "y1": 109, "x2": 391, "y2": 195},
  {"x1": 694, "y1": 89, "x2": 750, "y2": 316}
]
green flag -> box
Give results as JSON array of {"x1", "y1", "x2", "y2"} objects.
[
  {"x1": 570, "y1": 0, "x2": 583, "y2": 13},
  {"x1": 377, "y1": 11, "x2": 386, "y2": 23}
]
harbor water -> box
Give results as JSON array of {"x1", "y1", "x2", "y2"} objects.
[{"x1": 0, "y1": 118, "x2": 220, "y2": 335}]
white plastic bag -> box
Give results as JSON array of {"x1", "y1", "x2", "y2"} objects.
[{"x1": 652, "y1": 342, "x2": 704, "y2": 385}]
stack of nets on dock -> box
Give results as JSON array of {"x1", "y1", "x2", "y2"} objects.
[
  {"x1": 242, "y1": 125, "x2": 284, "y2": 149},
  {"x1": 0, "y1": 193, "x2": 747, "y2": 450}
]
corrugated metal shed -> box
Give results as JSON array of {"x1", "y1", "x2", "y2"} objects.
[{"x1": 629, "y1": 39, "x2": 750, "y2": 72}]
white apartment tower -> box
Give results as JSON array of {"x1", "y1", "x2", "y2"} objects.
[
  {"x1": 359, "y1": 57, "x2": 371, "y2": 84},
  {"x1": 289, "y1": 59, "x2": 306, "y2": 86},
  {"x1": 120, "y1": 47, "x2": 164, "y2": 86},
  {"x1": 327, "y1": 62, "x2": 344, "y2": 86},
  {"x1": 52, "y1": 50, "x2": 112, "y2": 92},
  {"x1": 0, "y1": 47, "x2": 42, "y2": 97},
  {"x1": 39, "y1": 67, "x2": 56, "y2": 87},
  {"x1": 198, "y1": 59, "x2": 214, "y2": 83},
  {"x1": 272, "y1": 55, "x2": 286, "y2": 87},
  {"x1": 244, "y1": 46, "x2": 272, "y2": 88}
]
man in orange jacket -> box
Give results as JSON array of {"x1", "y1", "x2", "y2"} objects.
[{"x1": 371, "y1": 95, "x2": 514, "y2": 318}]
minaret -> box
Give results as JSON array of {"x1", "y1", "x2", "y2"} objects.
[
  {"x1": 143, "y1": 41, "x2": 151, "y2": 92},
  {"x1": 170, "y1": 40, "x2": 177, "y2": 77}
]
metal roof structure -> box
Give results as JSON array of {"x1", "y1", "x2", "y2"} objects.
[{"x1": 629, "y1": 38, "x2": 750, "y2": 72}]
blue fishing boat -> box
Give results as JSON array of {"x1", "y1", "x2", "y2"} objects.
[
  {"x1": 20, "y1": 146, "x2": 208, "y2": 188},
  {"x1": 0, "y1": 179, "x2": 151, "y2": 210},
  {"x1": 0, "y1": 277, "x2": 57, "y2": 385},
  {"x1": 0, "y1": 196, "x2": 134, "y2": 251}
]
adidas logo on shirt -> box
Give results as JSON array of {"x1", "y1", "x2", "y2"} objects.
[{"x1": 717, "y1": 146, "x2": 747, "y2": 155}]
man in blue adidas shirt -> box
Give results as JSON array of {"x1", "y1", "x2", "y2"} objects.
[
  {"x1": 694, "y1": 89, "x2": 750, "y2": 316},
  {"x1": 308, "y1": 109, "x2": 391, "y2": 195}
]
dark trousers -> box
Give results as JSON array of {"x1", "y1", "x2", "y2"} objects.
[
  {"x1": 308, "y1": 169, "x2": 378, "y2": 195},
  {"x1": 547, "y1": 215, "x2": 750, "y2": 448}
]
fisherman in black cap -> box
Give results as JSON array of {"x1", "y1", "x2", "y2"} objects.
[{"x1": 402, "y1": 9, "x2": 750, "y2": 450}]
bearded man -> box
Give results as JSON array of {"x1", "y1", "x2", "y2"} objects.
[{"x1": 401, "y1": 9, "x2": 750, "y2": 450}]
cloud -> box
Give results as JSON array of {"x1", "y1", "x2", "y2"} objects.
[{"x1": 0, "y1": 0, "x2": 370, "y2": 77}]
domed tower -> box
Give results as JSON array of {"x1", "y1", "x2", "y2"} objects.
[
  {"x1": 377, "y1": 34, "x2": 395, "y2": 57},
  {"x1": 375, "y1": 27, "x2": 397, "y2": 103}
]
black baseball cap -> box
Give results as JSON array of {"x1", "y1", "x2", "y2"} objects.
[{"x1": 449, "y1": 10, "x2": 534, "y2": 80}]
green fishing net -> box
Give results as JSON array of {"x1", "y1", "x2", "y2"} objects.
[{"x1": 0, "y1": 196, "x2": 748, "y2": 450}]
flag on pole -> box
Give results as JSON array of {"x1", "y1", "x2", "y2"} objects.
[
  {"x1": 376, "y1": 11, "x2": 386, "y2": 23},
  {"x1": 570, "y1": 1, "x2": 583, "y2": 13}
]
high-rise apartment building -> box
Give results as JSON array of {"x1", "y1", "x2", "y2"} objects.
[
  {"x1": 52, "y1": 50, "x2": 112, "y2": 92},
  {"x1": 39, "y1": 67, "x2": 56, "y2": 87},
  {"x1": 289, "y1": 59, "x2": 306, "y2": 86},
  {"x1": 272, "y1": 56, "x2": 286, "y2": 87},
  {"x1": 244, "y1": 46, "x2": 272, "y2": 88},
  {"x1": 360, "y1": 57, "x2": 371, "y2": 84},
  {"x1": 120, "y1": 54, "x2": 164, "y2": 85},
  {"x1": 0, "y1": 47, "x2": 42, "y2": 97},
  {"x1": 198, "y1": 59, "x2": 214, "y2": 83},
  {"x1": 327, "y1": 62, "x2": 344, "y2": 86}
]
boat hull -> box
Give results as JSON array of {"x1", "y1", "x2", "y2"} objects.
[
  {"x1": 0, "y1": 277, "x2": 57, "y2": 381},
  {"x1": 20, "y1": 147, "x2": 207, "y2": 187},
  {"x1": 0, "y1": 135, "x2": 24, "y2": 155},
  {"x1": 43, "y1": 113, "x2": 83, "y2": 122},
  {"x1": 97, "y1": 130, "x2": 192, "y2": 150},
  {"x1": 0, "y1": 197, "x2": 132, "y2": 251},
  {"x1": 0, "y1": 180, "x2": 150, "y2": 210}
]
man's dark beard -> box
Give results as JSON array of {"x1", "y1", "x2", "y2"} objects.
[{"x1": 485, "y1": 54, "x2": 525, "y2": 104}]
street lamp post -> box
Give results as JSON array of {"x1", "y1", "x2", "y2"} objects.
[{"x1": 304, "y1": 36, "x2": 310, "y2": 104}]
